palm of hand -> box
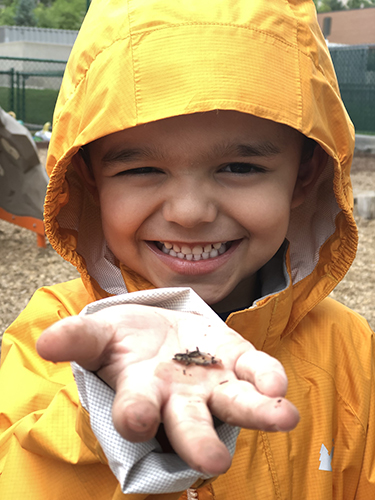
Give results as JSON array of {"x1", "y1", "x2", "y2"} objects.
[{"x1": 37, "y1": 304, "x2": 299, "y2": 475}]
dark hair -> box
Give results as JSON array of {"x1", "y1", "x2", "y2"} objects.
[
  {"x1": 79, "y1": 145, "x2": 92, "y2": 173},
  {"x1": 301, "y1": 136, "x2": 317, "y2": 163}
]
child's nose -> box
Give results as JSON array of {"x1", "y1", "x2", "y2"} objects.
[{"x1": 162, "y1": 183, "x2": 218, "y2": 228}]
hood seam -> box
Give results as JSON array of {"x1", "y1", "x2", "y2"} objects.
[
  {"x1": 261, "y1": 296, "x2": 280, "y2": 352},
  {"x1": 260, "y1": 431, "x2": 282, "y2": 499},
  {"x1": 53, "y1": 36, "x2": 131, "y2": 128},
  {"x1": 295, "y1": 15, "x2": 303, "y2": 133},
  {"x1": 127, "y1": 0, "x2": 139, "y2": 123}
]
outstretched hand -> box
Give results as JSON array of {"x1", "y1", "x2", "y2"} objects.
[{"x1": 37, "y1": 304, "x2": 299, "y2": 476}]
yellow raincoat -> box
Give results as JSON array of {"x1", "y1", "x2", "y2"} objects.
[{"x1": 1, "y1": 0, "x2": 374, "y2": 498}]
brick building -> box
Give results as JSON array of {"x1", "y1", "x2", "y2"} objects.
[{"x1": 317, "y1": 7, "x2": 375, "y2": 45}]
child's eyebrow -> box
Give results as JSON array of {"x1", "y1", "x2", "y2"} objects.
[
  {"x1": 218, "y1": 141, "x2": 282, "y2": 158},
  {"x1": 101, "y1": 147, "x2": 159, "y2": 165},
  {"x1": 100, "y1": 140, "x2": 282, "y2": 167}
]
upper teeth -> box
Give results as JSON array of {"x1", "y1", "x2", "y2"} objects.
[{"x1": 158, "y1": 241, "x2": 227, "y2": 260}]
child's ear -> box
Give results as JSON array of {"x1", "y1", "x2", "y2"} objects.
[
  {"x1": 71, "y1": 150, "x2": 100, "y2": 203},
  {"x1": 291, "y1": 144, "x2": 328, "y2": 209}
]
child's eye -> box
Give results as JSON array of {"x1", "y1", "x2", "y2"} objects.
[
  {"x1": 115, "y1": 166, "x2": 163, "y2": 176},
  {"x1": 219, "y1": 162, "x2": 266, "y2": 174}
]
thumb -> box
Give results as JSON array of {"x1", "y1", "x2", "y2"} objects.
[{"x1": 36, "y1": 315, "x2": 115, "y2": 371}]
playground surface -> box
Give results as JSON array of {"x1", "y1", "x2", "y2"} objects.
[{"x1": 0, "y1": 152, "x2": 374, "y2": 339}]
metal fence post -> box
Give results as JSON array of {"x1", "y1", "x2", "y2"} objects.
[
  {"x1": 15, "y1": 71, "x2": 20, "y2": 120},
  {"x1": 9, "y1": 67, "x2": 15, "y2": 112},
  {"x1": 21, "y1": 74, "x2": 26, "y2": 122}
]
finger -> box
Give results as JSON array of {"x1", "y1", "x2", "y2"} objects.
[
  {"x1": 112, "y1": 393, "x2": 161, "y2": 442},
  {"x1": 234, "y1": 350, "x2": 289, "y2": 397},
  {"x1": 209, "y1": 380, "x2": 300, "y2": 432},
  {"x1": 36, "y1": 315, "x2": 115, "y2": 371},
  {"x1": 109, "y1": 363, "x2": 165, "y2": 442},
  {"x1": 36, "y1": 304, "x2": 172, "y2": 370},
  {"x1": 163, "y1": 392, "x2": 232, "y2": 476}
]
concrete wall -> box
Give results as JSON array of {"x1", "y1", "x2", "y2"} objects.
[
  {"x1": 0, "y1": 25, "x2": 78, "y2": 45},
  {"x1": 317, "y1": 8, "x2": 375, "y2": 45},
  {"x1": 0, "y1": 41, "x2": 71, "y2": 62}
]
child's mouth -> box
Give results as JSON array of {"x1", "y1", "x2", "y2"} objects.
[{"x1": 155, "y1": 241, "x2": 232, "y2": 261}]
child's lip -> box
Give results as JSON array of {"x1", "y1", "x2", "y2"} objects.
[
  {"x1": 146, "y1": 239, "x2": 242, "y2": 276},
  {"x1": 154, "y1": 240, "x2": 228, "y2": 246}
]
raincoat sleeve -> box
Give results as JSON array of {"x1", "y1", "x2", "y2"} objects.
[
  {"x1": 72, "y1": 287, "x2": 240, "y2": 495},
  {"x1": 355, "y1": 331, "x2": 375, "y2": 497},
  {"x1": 0, "y1": 280, "x2": 112, "y2": 493}
]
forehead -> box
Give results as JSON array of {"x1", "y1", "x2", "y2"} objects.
[{"x1": 88, "y1": 110, "x2": 303, "y2": 159}]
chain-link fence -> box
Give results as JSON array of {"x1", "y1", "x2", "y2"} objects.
[
  {"x1": 329, "y1": 45, "x2": 375, "y2": 134},
  {"x1": 0, "y1": 56, "x2": 66, "y2": 128},
  {"x1": 0, "y1": 46, "x2": 374, "y2": 133}
]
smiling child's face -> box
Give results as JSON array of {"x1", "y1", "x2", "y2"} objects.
[{"x1": 75, "y1": 111, "x2": 314, "y2": 309}]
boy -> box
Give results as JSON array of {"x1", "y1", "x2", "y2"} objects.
[{"x1": 0, "y1": 0, "x2": 374, "y2": 499}]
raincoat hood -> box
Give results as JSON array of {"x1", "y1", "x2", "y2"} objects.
[{"x1": 44, "y1": 0, "x2": 357, "y2": 330}]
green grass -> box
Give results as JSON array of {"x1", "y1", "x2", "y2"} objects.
[
  {"x1": 23, "y1": 87, "x2": 59, "y2": 125},
  {"x1": 0, "y1": 86, "x2": 14, "y2": 113},
  {"x1": 0, "y1": 86, "x2": 59, "y2": 126}
]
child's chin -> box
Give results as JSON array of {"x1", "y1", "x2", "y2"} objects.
[{"x1": 180, "y1": 283, "x2": 229, "y2": 306}]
